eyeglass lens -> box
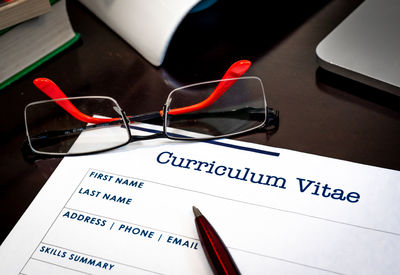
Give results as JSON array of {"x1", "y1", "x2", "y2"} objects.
[
  {"x1": 25, "y1": 97, "x2": 130, "y2": 155},
  {"x1": 165, "y1": 77, "x2": 267, "y2": 139}
]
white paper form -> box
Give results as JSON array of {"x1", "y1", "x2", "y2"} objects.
[{"x1": 0, "y1": 124, "x2": 399, "y2": 274}]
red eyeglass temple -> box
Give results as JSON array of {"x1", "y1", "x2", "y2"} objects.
[{"x1": 32, "y1": 60, "x2": 252, "y2": 124}]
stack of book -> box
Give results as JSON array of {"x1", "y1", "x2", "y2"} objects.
[{"x1": 0, "y1": 0, "x2": 80, "y2": 89}]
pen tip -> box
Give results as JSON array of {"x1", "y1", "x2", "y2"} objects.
[{"x1": 192, "y1": 206, "x2": 202, "y2": 217}]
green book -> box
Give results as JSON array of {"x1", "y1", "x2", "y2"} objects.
[{"x1": 0, "y1": 0, "x2": 80, "y2": 90}]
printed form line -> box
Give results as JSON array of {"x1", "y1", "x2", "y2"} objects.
[
  {"x1": 39, "y1": 242, "x2": 162, "y2": 275},
  {"x1": 231, "y1": 248, "x2": 345, "y2": 275},
  {"x1": 29, "y1": 258, "x2": 92, "y2": 275}
]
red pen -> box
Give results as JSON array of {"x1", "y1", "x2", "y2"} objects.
[{"x1": 193, "y1": 206, "x2": 241, "y2": 275}]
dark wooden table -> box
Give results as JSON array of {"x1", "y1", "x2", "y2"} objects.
[{"x1": 1, "y1": 0, "x2": 399, "y2": 244}]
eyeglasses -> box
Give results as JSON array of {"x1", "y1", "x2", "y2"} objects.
[
  {"x1": 23, "y1": 76, "x2": 279, "y2": 158},
  {"x1": 23, "y1": 61, "x2": 279, "y2": 159}
]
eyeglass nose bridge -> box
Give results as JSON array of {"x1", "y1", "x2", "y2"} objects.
[
  {"x1": 129, "y1": 131, "x2": 166, "y2": 142},
  {"x1": 126, "y1": 105, "x2": 168, "y2": 143}
]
